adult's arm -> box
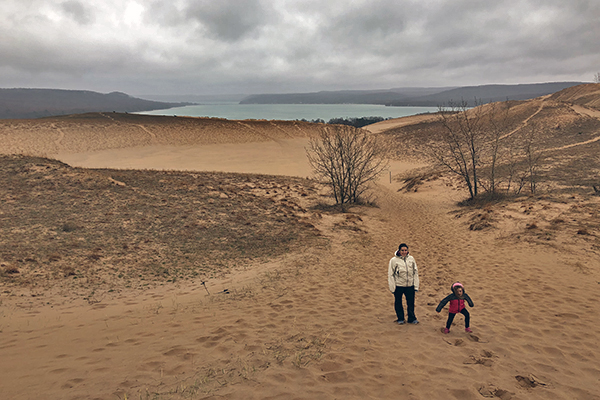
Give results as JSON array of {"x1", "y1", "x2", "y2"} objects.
[
  {"x1": 412, "y1": 258, "x2": 419, "y2": 291},
  {"x1": 388, "y1": 259, "x2": 396, "y2": 293}
]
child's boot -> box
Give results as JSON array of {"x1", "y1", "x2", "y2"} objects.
[
  {"x1": 443, "y1": 328, "x2": 450, "y2": 334},
  {"x1": 465, "y1": 327, "x2": 472, "y2": 333}
]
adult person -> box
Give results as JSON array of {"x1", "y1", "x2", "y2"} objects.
[{"x1": 388, "y1": 243, "x2": 420, "y2": 324}]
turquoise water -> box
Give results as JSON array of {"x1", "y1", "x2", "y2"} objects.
[{"x1": 139, "y1": 103, "x2": 438, "y2": 121}]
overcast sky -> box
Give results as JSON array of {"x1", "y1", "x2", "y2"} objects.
[{"x1": 1, "y1": 0, "x2": 599, "y2": 96}]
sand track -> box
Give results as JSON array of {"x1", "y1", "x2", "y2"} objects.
[
  {"x1": 99, "y1": 112, "x2": 158, "y2": 143},
  {"x1": 500, "y1": 98, "x2": 547, "y2": 140},
  {"x1": 50, "y1": 123, "x2": 65, "y2": 147},
  {"x1": 541, "y1": 103, "x2": 600, "y2": 151}
]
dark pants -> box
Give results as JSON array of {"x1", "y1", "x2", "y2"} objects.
[
  {"x1": 394, "y1": 286, "x2": 416, "y2": 323},
  {"x1": 446, "y1": 308, "x2": 470, "y2": 329}
]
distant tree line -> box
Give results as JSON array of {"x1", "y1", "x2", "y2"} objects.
[{"x1": 298, "y1": 116, "x2": 388, "y2": 128}]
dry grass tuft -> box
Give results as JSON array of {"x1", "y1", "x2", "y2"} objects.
[{"x1": 468, "y1": 211, "x2": 494, "y2": 231}]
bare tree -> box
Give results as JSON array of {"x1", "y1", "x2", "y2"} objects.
[
  {"x1": 433, "y1": 99, "x2": 487, "y2": 199},
  {"x1": 480, "y1": 101, "x2": 512, "y2": 195},
  {"x1": 306, "y1": 126, "x2": 388, "y2": 210},
  {"x1": 522, "y1": 122, "x2": 544, "y2": 194},
  {"x1": 432, "y1": 99, "x2": 515, "y2": 200},
  {"x1": 504, "y1": 141, "x2": 522, "y2": 195}
]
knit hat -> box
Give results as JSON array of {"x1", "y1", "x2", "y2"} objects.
[{"x1": 451, "y1": 282, "x2": 465, "y2": 296}]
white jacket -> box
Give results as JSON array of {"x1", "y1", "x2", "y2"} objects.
[{"x1": 388, "y1": 253, "x2": 419, "y2": 292}]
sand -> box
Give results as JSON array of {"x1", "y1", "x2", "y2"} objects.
[
  {"x1": 1, "y1": 116, "x2": 599, "y2": 400},
  {"x1": 55, "y1": 139, "x2": 315, "y2": 177}
]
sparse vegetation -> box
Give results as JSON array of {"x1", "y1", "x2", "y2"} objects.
[
  {"x1": 297, "y1": 116, "x2": 388, "y2": 127},
  {"x1": 327, "y1": 116, "x2": 386, "y2": 127},
  {"x1": 306, "y1": 126, "x2": 388, "y2": 211},
  {"x1": 431, "y1": 99, "x2": 515, "y2": 200},
  {"x1": 521, "y1": 122, "x2": 544, "y2": 194},
  {"x1": 0, "y1": 154, "x2": 325, "y2": 298},
  {"x1": 420, "y1": 95, "x2": 600, "y2": 200}
]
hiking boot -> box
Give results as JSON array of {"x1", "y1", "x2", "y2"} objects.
[
  {"x1": 409, "y1": 320, "x2": 419, "y2": 324},
  {"x1": 443, "y1": 328, "x2": 450, "y2": 334},
  {"x1": 465, "y1": 327, "x2": 472, "y2": 333},
  {"x1": 397, "y1": 320, "x2": 406, "y2": 325}
]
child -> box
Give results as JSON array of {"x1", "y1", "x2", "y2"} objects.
[{"x1": 436, "y1": 282, "x2": 474, "y2": 333}]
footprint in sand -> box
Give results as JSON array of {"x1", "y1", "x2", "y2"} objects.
[
  {"x1": 140, "y1": 360, "x2": 165, "y2": 372},
  {"x1": 464, "y1": 350, "x2": 495, "y2": 367},
  {"x1": 162, "y1": 346, "x2": 189, "y2": 357},
  {"x1": 478, "y1": 384, "x2": 513, "y2": 399},
  {"x1": 555, "y1": 313, "x2": 579, "y2": 319},
  {"x1": 439, "y1": 326, "x2": 482, "y2": 343},
  {"x1": 467, "y1": 333, "x2": 481, "y2": 342},
  {"x1": 61, "y1": 378, "x2": 84, "y2": 389},
  {"x1": 49, "y1": 368, "x2": 69, "y2": 374},
  {"x1": 515, "y1": 374, "x2": 550, "y2": 388},
  {"x1": 196, "y1": 336, "x2": 210, "y2": 344}
]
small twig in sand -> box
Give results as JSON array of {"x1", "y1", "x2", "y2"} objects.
[{"x1": 201, "y1": 281, "x2": 210, "y2": 295}]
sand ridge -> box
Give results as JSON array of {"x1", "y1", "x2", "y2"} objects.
[{"x1": 0, "y1": 113, "x2": 327, "y2": 157}]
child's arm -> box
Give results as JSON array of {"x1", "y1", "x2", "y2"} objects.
[
  {"x1": 435, "y1": 294, "x2": 453, "y2": 313},
  {"x1": 465, "y1": 293, "x2": 474, "y2": 307}
]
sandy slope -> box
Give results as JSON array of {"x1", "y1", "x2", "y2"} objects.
[
  {"x1": 1, "y1": 116, "x2": 600, "y2": 400},
  {"x1": 55, "y1": 139, "x2": 315, "y2": 177},
  {"x1": 363, "y1": 113, "x2": 438, "y2": 134},
  {"x1": 2, "y1": 174, "x2": 599, "y2": 400}
]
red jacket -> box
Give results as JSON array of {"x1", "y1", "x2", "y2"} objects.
[{"x1": 436, "y1": 282, "x2": 474, "y2": 314}]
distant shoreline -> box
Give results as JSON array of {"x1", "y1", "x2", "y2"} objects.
[{"x1": 138, "y1": 103, "x2": 439, "y2": 122}]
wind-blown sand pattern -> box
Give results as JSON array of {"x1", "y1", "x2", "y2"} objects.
[{"x1": 1, "y1": 88, "x2": 600, "y2": 399}]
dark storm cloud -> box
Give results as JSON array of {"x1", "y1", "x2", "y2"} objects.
[
  {"x1": 327, "y1": 2, "x2": 407, "y2": 44},
  {"x1": 145, "y1": 0, "x2": 272, "y2": 42},
  {"x1": 60, "y1": 0, "x2": 95, "y2": 25},
  {"x1": 184, "y1": 0, "x2": 271, "y2": 41},
  {"x1": 0, "y1": 0, "x2": 599, "y2": 95}
]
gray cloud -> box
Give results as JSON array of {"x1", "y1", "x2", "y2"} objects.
[
  {"x1": 0, "y1": 0, "x2": 598, "y2": 95},
  {"x1": 184, "y1": 0, "x2": 271, "y2": 41},
  {"x1": 60, "y1": 0, "x2": 95, "y2": 25}
]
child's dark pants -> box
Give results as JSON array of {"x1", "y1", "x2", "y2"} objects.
[{"x1": 446, "y1": 308, "x2": 470, "y2": 329}]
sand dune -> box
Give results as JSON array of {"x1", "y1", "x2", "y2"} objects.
[
  {"x1": 1, "y1": 109, "x2": 600, "y2": 399},
  {"x1": 56, "y1": 139, "x2": 315, "y2": 177}
]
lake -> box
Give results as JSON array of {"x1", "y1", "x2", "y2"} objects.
[{"x1": 138, "y1": 103, "x2": 438, "y2": 121}]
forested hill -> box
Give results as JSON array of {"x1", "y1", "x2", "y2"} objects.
[
  {"x1": 0, "y1": 89, "x2": 189, "y2": 119},
  {"x1": 240, "y1": 82, "x2": 585, "y2": 106}
]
